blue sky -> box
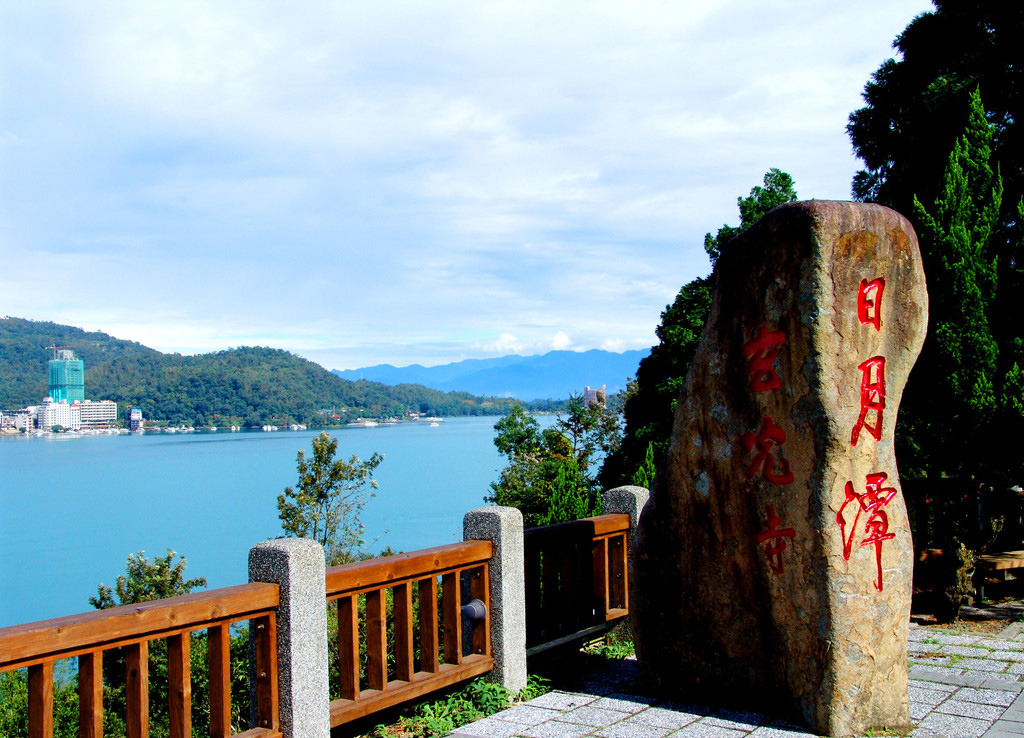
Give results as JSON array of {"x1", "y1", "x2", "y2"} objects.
[{"x1": 0, "y1": 1, "x2": 933, "y2": 370}]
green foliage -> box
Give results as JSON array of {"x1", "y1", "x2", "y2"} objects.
[
  {"x1": 896, "y1": 89, "x2": 1024, "y2": 487},
  {"x1": 0, "y1": 317, "x2": 533, "y2": 426},
  {"x1": 0, "y1": 666, "x2": 79, "y2": 738},
  {"x1": 373, "y1": 679, "x2": 512, "y2": 738},
  {"x1": 90, "y1": 549, "x2": 207, "y2": 610},
  {"x1": 601, "y1": 170, "x2": 797, "y2": 488},
  {"x1": 631, "y1": 441, "x2": 656, "y2": 489},
  {"x1": 278, "y1": 431, "x2": 383, "y2": 564},
  {"x1": 583, "y1": 634, "x2": 635, "y2": 660},
  {"x1": 488, "y1": 398, "x2": 619, "y2": 527}
]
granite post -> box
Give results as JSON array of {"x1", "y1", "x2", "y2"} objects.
[
  {"x1": 249, "y1": 538, "x2": 330, "y2": 738},
  {"x1": 633, "y1": 201, "x2": 927, "y2": 736},
  {"x1": 464, "y1": 506, "x2": 527, "y2": 693}
]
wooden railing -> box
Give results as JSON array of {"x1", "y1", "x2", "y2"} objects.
[
  {"x1": 0, "y1": 583, "x2": 281, "y2": 738},
  {"x1": 325, "y1": 540, "x2": 494, "y2": 727},
  {"x1": 524, "y1": 513, "x2": 629, "y2": 655}
]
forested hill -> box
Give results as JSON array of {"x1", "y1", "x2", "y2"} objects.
[{"x1": 0, "y1": 317, "x2": 527, "y2": 426}]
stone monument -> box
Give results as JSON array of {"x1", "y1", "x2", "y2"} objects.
[{"x1": 633, "y1": 201, "x2": 927, "y2": 736}]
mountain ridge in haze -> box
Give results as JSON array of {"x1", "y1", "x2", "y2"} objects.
[{"x1": 332, "y1": 349, "x2": 648, "y2": 401}]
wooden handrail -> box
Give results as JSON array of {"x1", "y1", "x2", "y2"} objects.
[
  {"x1": 325, "y1": 539, "x2": 492, "y2": 595},
  {"x1": 0, "y1": 582, "x2": 279, "y2": 670}
]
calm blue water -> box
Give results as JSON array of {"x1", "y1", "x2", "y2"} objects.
[{"x1": 0, "y1": 417, "x2": 545, "y2": 628}]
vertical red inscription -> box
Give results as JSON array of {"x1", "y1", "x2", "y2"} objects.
[
  {"x1": 742, "y1": 326, "x2": 787, "y2": 392},
  {"x1": 857, "y1": 277, "x2": 885, "y2": 330},
  {"x1": 837, "y1": 472, "x2": 898, "y2": 592},
  {"x1": 851, "y1": 356, "x2": 886, "y2": 446},
  {"x1": 756, "y1": 505, "x2": 796, "y2": 574},
  {"x1": 741, "y1": 416, "x2": 795, "y2": 485}
]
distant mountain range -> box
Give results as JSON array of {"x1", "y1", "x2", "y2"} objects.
[
  {"x1": 0, "y1": 317, "x2": 531, "y2": 425},
  {"x1": 332, "y1": 349, "x2": 649, "y2": 401}
]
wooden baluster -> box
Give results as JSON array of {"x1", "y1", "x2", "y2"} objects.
[
  {"x1": 524, "y1": 541, "x2": 542, "y2": 645},
  {"x1": 253, "y1": 614, "x2": 279, "y2": 732},
  {"x1": 442, "y1": 571, "x2": 462, "y2": 664},
  {"x1": 125, "y1": 642, "x2": 149, "y2": 738},
  {"x1": 393, "y1": 582, "x2": 414, "y2": 681},
  {"x1": 337, "y1": 595, "x2": 360, "y2": 700},
  {"x1": 79, "y1": 651, "x2": 103, "y2": 738},
  {"x1": 207, "y1": 624, "x2": 232, "y2": 738},
  {"x1": 609, "y1": 533, "x2": 627, "y2": 610},
  {"x1": 418, "y1": 578, "x2": 439, "y2": 673},
  {"x1": 168, "y1": 634, "x2": 192, "y2": 738},
  {"x1": 28, "y1": 662, "x2": 53, "y2": 738},
  {"x1": 592, "y1": 537, "x2": 610, "y2": 622},
  {"x1": 470, "y1": 564, "x2": 490, "y2": 657},
  {"x1": 365, "y1": 590, "x2": 387, "y2": 691}
]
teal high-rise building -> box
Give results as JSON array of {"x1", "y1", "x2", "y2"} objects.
[{"x1": 48, "y1": 348, "x2": 85, "y2": 402}]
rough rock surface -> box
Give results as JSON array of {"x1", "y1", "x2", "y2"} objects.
[{"x1": 632, "y1": 201, "x2": 927, "y2": 736}]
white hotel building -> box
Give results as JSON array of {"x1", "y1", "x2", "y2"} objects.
[{"x1": 33, "y1": 397, "x2": 118, "y2": 431}]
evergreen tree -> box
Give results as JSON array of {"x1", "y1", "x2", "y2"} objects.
[{"x1": 902, "y1": 89, "x2": 1022, "y2": 484}]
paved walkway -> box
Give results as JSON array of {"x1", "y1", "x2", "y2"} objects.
[{"x1": 452, "y1": 623, "x2": 1024, "y2": 738}]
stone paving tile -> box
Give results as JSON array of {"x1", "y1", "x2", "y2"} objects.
[
  {"x1": 912, "y1": 678, "x2": 961, "y2": 693},
  {"x1": 912, "y1": 702, "x2": 935, "y2": 720},
  {"x1": 914, "y1": 655, "x2": 957, "y2": 666},
  {"x1": 911, "y1": 683, "x2": 953, "y2": 706},
  {"x1": 595, "y1": 722, "x2": 673, "y2": 738},
  {"x1": 589, "y1": 697, "x2": 653, "y2": 714},
  {"x1": 981, "y1": 640, "x2": 1024, "y2": 651},
  {"x1": 992, "y1": 652, "x2": 1024, "y2": 662},
  {"x1": 984, "y1": 675, "x2": 1024, "y2": 687},
  {"x1": 702, "y1": 710, "x2": 767, "y2": 731},
  {"x1": 746, "y1": 727, "x2": 816, "y2": 738},
  {"x1": 668, "y1": 723, "x2": 748, "y2": 738},
  {"x1": 627, "y1": 708, "x2": 703, "y2": 729},
  {"x1": 956, "y1": 687, "x2": 1021, "y2": 707},
  {"x1": 515, "y1": 721, "x2": 597, "y2": 738},
  {"x1": 1007, "y1": 663, "x2": 1024, "y2": 675},
  {"x1": 913, "y1": 664, "x2": 970, "y2": 679},
  {"x1": 959, "y1": 658, "x2": 1013, "y2": 673},
  {"x1": 925, "y1": 633, "x2": 985, "y2": 646},
  {"x1": 945, "y1": 646, "x2": 997, "y2": 658},
  {"x1": 497, "y1": 706, "x2": 565, "y2": 726},
  {"x1": 917, "y1": 711, "x2": 994, "y2": 737},
  {"x1": 453, "y1": 716, "x2": 525, "y2": 738},
  {"x1": 912, "y1": 641, "x2": 938, "y2": 652},
  {"x1": 527, "y1": 692, "x2": 600, "y2": 711},
  {"x1": 935, "y1": 699, "x2": 1008, "y2": 720},
  {"x1": 559, "y1": 706, "x2": 632, "y2": 727},
  {"x1": 986, "y1": 717, "x2": 1024, "y2": 735}
]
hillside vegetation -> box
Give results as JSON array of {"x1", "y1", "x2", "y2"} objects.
[{"x1": 0, "y1": 317, "x2": 528, "y2": 426}]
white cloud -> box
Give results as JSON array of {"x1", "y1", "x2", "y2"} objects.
[{"x1": 0, "y1": 0, "x2": 934, "y2": 368}]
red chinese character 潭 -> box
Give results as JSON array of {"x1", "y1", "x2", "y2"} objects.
[{"x1": 836, "y1": 472, "x2": 898, "y2": 592}]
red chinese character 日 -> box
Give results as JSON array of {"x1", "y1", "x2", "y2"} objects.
[
  {"x1": 756, "y1": 504, "x2": 796, "y2": 574},
  {"x1": 836, "y1": 472, "x2": 898, "y2": 592},
  {"x1": 741, "y1": 416, "x2": 795, "y2": 485},
  {"x1": 857, "y1": 277, "x2": 885, "y2": 330},
  {"x1": 742, "y1": 326, "x2": 787, "y2": 392},
  {"x1": 851, "y1": 356, "x2": 886, "y2": 446}
]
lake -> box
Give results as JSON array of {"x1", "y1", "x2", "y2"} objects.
[{"x1": 0, "y1": 416, "x2": 547, "y2": 628}]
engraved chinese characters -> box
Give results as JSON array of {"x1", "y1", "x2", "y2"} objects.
[{"x1": 633, "y1": 202, "x2": 927, "y2": 737}]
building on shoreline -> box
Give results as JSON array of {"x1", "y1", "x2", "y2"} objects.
[{"x1": 13, "y1": 347, "x2": 122, "y2": 433}]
